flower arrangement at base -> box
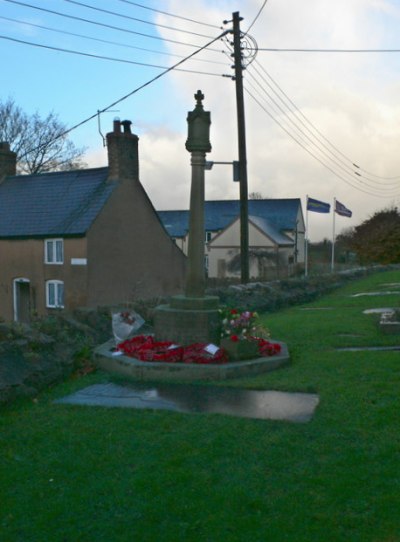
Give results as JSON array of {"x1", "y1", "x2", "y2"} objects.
[
  {"x1": 116, "y1": 319, "x2": 282, "y2": 364},
  {"x1": 117, "y1": 336, "x2": 183, "y2": 363},
  {"x1": 219, "y1": 308, "x2": 281, "y2": 360},
  {"x1": 219, "y1": 308, "x2": 270, "y2": 342},
  {"x1": 182, "y1": 343, "x2": 228, "y2": 364},
  {"x1": 256, "y1": 338, "x2": 282, "y2": 357},
  {"x1": 117, "y1": 336, "x2": 228, "y2": 364}
]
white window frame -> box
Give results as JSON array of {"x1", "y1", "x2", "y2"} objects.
[
  {"x1": 205, "y1": 231, "x2": 212, "y2": 243},
  {"x1": 46, "y1": 280, "x2": 64, "y2": 309},
  {"x1": 45, "y1": 238, "x2": 64, "y2": 265}
]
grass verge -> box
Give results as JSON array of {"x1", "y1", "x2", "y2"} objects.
[{"x1": 1, "y1": 269, "x2": 400, "y2": 542}]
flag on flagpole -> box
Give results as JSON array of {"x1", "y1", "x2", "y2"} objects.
[
  {"x1": 307, "y1": 197, "x2": 330, "y2": 213},
  {"x1": 335, "y1": 200, "x2": 352, "y2": 217}
]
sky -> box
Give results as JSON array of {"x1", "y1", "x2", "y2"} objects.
[{"x1": 2, "y1": 0, "x2": 400, "y2": 241}]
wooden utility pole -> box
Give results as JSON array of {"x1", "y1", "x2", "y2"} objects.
[{"x1": 232, "y1": 11, "x2": 249, "y2": 283}]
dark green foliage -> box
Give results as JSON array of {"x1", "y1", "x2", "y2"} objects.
[{"x1": 344, "y1": 207, "x2": 400, "y2": 264}]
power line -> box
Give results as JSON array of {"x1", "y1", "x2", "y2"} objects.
[
  {"x1": 0, "y1": 34, "x2": 226, "y2": 77},
  {"x1": 245, "y1": 0, "x2": 268, "y2": 34},
  {"x1": 219, "y1": 35, "x2": 400, "y2": 194},
  {"x1": 0, "y1": 15, "x2": 227, "y2": 66},
  {"x1": 250, "y1": 60, "x2": 400, "y2": 183},
  {"x1": 63, "y1": 0, "x2": 215, "y2": 39},
  {"x1": 115, "y1": 0, "x2": 221, "y2": 29},
  {"x1": 17, "y1": 29, "x2": 230, "y2": 160},
  {"x1": 257, "y1": 47, "x2": 400, "y2": 53},
  {"x1": 4, "y1": 0, "x2": 222, "y2": 52},
  {"x1": 244, "y1": 82, "x2": 400, "y2": 198}
]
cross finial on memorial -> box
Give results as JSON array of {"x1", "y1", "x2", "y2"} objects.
[{"x1": 195, "y1": 90, "x2": 204, "y2": 106}]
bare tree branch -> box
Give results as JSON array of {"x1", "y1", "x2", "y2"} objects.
[{"x1": 0, "y1": 98, "x2": 87, "y2": 174}]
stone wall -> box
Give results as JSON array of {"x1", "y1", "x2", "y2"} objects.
[{"x1": 0, "y1": 308, "x2": 110, "y2": 405}]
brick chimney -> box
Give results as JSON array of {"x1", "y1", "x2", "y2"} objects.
[
  {"x1": 106, "y1": 119, "x2": 139, "y2": 181},
  {"x1": 0, "y1": 142, "x2": 17, "y2": 179}
]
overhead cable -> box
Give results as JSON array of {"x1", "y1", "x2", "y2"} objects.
[
  {"x1": 115, "y1": 0, "x2": 221, "y2": 29},
  {"x1": 247, "y1": 61, "x2": 400, "y2": 187},
  {"x1": 244, "y1": 83, "x2": 400, "y2": 198},
  {"x1": 63, "y1": 0, "x2": 215, "y2": 39},
  {"x1": 0, "y1": 34, "x2": 225, "y2": 77},
  {"x1": 0, "y1": 15, "x2": 227, "y2": 65},
  {"x1": 251, "y1": 60, "x2": 400, "y2": 183},
  {"x1": 245, "y1": 0, "x2": 268, "y2": 34},
  {"x1": 16, "y1": 29, "x2": 230, "y2": 159},
  {"x1": 3, "y1": 0, "x2": 222, "y2": 52},
  {"x1": 257, "y1": 47, "x2": 400, "y2": 53}
]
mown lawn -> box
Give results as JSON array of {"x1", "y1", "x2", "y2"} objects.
[{"x1": 1, "y1": 269, "x2": 400, "y2": 542}]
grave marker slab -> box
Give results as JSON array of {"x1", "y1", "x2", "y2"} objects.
[{"x1": 55, "y1": 382, "x2": 319, "y2": 423}]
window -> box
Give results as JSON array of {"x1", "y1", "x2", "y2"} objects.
[
  {"x1": 46, "y1": 280, "x2": 64, "y2": 308},
  {"x1": 45, "y1": 239, "x2": 64, "y2": 264},
  {"x1": 205, "y1": 231, "x2": 212, "y2": 243}
]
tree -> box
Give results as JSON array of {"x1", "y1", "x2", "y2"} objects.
[
  {"x1": 0, "y1": 98, "x2": 86, "y2": 174},
  {"x1": 335, "y1": 226, "x2": 357, "y2": 263},
  {"x1": 346, "y1": 207, "x2": 400, "y2": 264},
  {"x1": 249, "y1": 191, "x2": 267, "y2": 200}
]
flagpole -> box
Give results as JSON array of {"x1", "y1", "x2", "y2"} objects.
[
  {"x1": 305, "y1": 195, "x2": 309, "y2": 277},
  {"x1": 331, "y1": 197, "x2": 336, "y2": 273}
]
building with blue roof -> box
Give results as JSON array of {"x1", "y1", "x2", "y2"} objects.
[
  {"x1": 158, "y1": 198, "x2": 305, "y2": 279},
  {"x1": 0, "y1": 122, "x2": 186, "y2": 322}
]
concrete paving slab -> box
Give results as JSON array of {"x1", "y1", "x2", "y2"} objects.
[{"x1": 55, "y1": 382, "x2": 319, "y2": 423}]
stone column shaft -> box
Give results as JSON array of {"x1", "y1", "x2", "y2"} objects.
[{"x1": 185, "y1": 151, "x2": 206, "y2": 297}]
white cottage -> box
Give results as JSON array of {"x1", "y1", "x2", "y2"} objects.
[{"x1": 158, "y1": 198, "x2": 305, "y2": 279}]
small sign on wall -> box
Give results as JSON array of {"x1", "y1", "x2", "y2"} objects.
[{"x1": 71, "y1": 258, "x2": 87, "y2": 266}]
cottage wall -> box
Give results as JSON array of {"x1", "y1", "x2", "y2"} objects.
[
  {"x1": 85, "y1": 121, "x2": 186, "y2": 306},
  {"x1": 0, "y1": 237, "x2": 87, "y2": 321},
  {"x1": 86, "y1": 182, "x2": 186, "y2": 305}
]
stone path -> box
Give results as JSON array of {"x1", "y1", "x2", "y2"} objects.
[{"x1": 55, "y1": 382, "x2": 319, "y2": 423}]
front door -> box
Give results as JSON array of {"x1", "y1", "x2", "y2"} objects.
[{"x1": 14, "y1": 279, "x2": 31, "y2": 323}]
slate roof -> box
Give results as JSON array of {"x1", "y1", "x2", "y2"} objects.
[
  {"x1": 249, "y1": 215, "x2": 293, "y2": 246},
  {"x1": 158, "y1": 198, "x2": 302, "y2": 241},
  {"x1": 0, "y1": 167, "x2": 116, "y2": 238}
]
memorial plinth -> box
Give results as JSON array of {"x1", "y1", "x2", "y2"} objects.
[{"x1": 154, "y1": 294, "x2": 220, "y2": 345}]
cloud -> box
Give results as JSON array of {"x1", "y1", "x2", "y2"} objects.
[{"x1": 86, "y1": 0, "x2": 400, "y2": 241}]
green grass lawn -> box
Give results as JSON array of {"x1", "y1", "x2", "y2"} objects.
[{"x1": 1, "y1": 270, "x2": 400, "y2": 542}]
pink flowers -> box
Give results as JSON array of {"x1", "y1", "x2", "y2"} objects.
[{"x1": 220, "y1": 308, "x2": 269, "y2": 342}]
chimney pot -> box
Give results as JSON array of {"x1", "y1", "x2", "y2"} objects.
[
  {"x1": 113, "y1": 119, "x2": 121, "y2": 133},
  {"x1": 0, "y1": 141, "x2": 17, "y2": 178},
  {"x1": 121, "y1": 120, "x2": 132, "y2": 134}
]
